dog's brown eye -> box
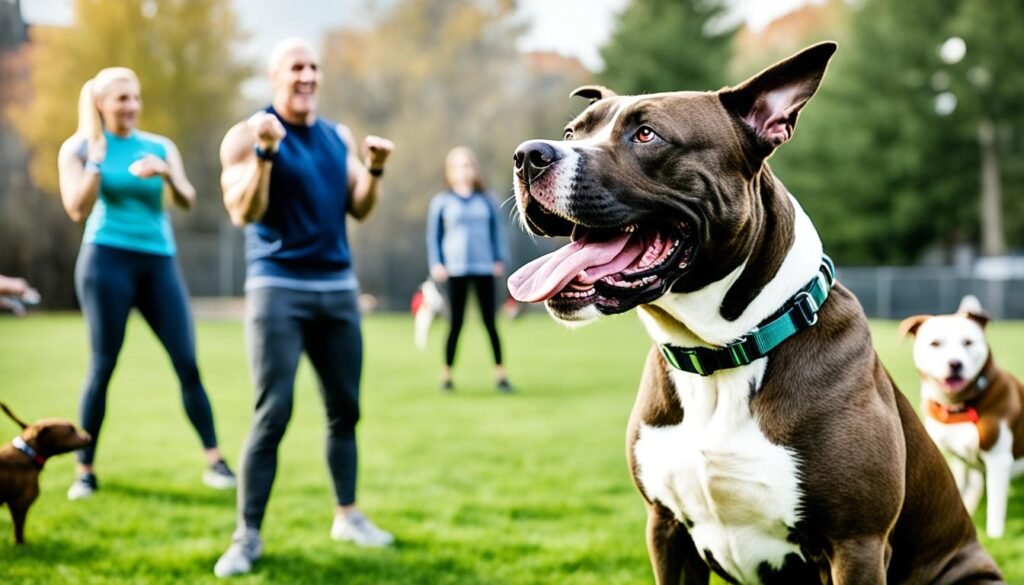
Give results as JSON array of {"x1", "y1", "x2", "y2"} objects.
[
  {"x1": 633, "y1": 126, "x2": 657, "y2": 143},
  {"x1": 963, "y1": 339, "x2": 973, "y2": 347},
  {"x1": 929, "y1": 340, "x2": 942, "y2": 348},
  {"x1": 563, "y1": 129, "x2": 574, "y2": 140}
]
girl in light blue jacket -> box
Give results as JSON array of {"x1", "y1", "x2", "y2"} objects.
[{"x1": 426, "y1": 147, "x2": 511, "y2": 392}]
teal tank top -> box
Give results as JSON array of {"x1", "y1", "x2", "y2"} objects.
[{"x1": 82, "y1": 130, "x2": 176, "y2": 256}]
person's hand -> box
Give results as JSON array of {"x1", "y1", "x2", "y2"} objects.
[
  {"x1": 246, "y1": 112, "x2": 286, "y2": 152},
  {"x1": 0, "y1": 275, "x2": 40, "y2": 316},
  {"x1": 430, "y1": 264, "x2": 449, "y2": 283},
  {"x1": 0, "y1": 275, "x2": 29, "y2": 297},
  {"x1": 364, "y1": 135, "x2": 394, "y2": 172},
  {"x1": 0, "y1": 297, "x2": 23, "y2": 315},
  {"x1": 129, "y1": 155, "x2": 170, "y2": 179},
  {"x1": 86, "y1": 135, "x2": 107, "y2": 167},
  {"x1": 493, "y1": 262, "x2": 505, "y2": 278}
]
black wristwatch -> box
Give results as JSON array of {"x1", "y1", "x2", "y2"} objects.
[
  {"x1": 368, "y1": 166, "x2": 384, "y2": 177},
  {"x1": 253, "y1": 144, "x2": 277, "y2": 162}
]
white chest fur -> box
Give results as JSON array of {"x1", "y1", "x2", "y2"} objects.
[
  {"x1": 923, "y1": 417, "x2": 981, "y2": 465},
  {"x1": 633, "y1": 362, "x2": 805, "y2": 583}
]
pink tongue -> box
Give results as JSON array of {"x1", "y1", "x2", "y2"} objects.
[{"x1": 508, "y1": 232, "x2": 642, "y2": 302}]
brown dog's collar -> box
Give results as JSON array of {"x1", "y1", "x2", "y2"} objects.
[
  {"x1": 926, "y1": 400, "x2": 978, "y2": 425},
  {"x1": 12, "y1": 436, "x2": 46, "y2": 467}
]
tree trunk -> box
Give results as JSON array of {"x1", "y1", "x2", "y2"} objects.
[{"x1": 977, "y1": 116, "x2": 1006, "y2": 256}]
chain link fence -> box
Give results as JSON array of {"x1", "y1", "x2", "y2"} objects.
[
  {"x1": 839, "y1": 265, "x2": 1024, "y2": 319},
  {"x1": 175, "y1": 227, "x2": 1024, "y2": 320}
]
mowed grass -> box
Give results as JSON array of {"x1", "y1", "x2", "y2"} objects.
[{"x1": 0, "y1": 310, "x2": 1021, "y2": 584}]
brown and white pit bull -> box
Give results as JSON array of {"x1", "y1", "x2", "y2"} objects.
[
  {"x1": 899, "y1": 296, "x2": 1024, "y2": 540},
  {"x1": 0, "y1": 402, "x2": 91, "y2": 544},
  {"x1": 507, "y1": 43, "x2": 1003, "y2": 584}
]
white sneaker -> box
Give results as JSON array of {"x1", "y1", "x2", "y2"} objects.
[
  {"x1": 67, "y1": 473, "x2": 97, "y2": 501},
  {"x1": 331, "y1": 513, "x2": 394, "y2": 548},
  {"x1": 214, "y1": 527, "x2": 263, "y2": 578},
  {"x1": 203, "y1": 460, "x2": 237, "y2": 490}
]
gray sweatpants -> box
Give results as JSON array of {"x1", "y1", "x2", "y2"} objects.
[{"x1": 238, "y1": 287, "x2": 362, "y2": 530}]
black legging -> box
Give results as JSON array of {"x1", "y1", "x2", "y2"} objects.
[
  {"x1": 74, "y1": 243, "x2": 218, "y2": 465},
  {"x1": 446, "y1": 275, "x2": 502, "y2": 366}
]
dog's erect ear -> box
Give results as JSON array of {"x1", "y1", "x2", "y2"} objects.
[
  {"x1": 720, "y1": 41, "x2": 837, "y2": 153},
  {"x1": 956, "y1": 295, "x2": 991, "y2": 328},
  {"x1": 570, "y1": 85, "x2": 618, "y2": 105},
  {"x1": 964, "y1": 311, "x2": 991, "y2": 329},
  {"x1": 898, "y1": 315, "x2": 931, "y2": 340},
  {"x1": 0, "y1": 401, "x2": 29, "y2": 429}
]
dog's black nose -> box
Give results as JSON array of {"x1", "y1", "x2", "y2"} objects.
[
  {"x1": 949, "y1": 359, "x2": 963, "y2": 373},
  {"x1": 514, "y1": 140, "x2": 562, "y2": 185}
]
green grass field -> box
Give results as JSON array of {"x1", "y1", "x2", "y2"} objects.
[{"x1": 0, "y1": 311, "x2": 1021, "y2": 584}]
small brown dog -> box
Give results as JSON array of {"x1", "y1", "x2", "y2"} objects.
[{"x1": 0, "y1": 402, "x2": 91, "y2": 544}]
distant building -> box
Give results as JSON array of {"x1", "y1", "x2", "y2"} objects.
[
  {"x1": 522, "y1": 50, "x2": 590, "y2": 89},
  {"x1": 731, "y1": 0, "x2": 848, "y2": 78}
]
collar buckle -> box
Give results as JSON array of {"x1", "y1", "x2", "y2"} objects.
[
  {"x1": 727, "y1": 334, "x2": 758, "y2": 367},
  {"x1": 792, "y1": 291, "x2": 820, "y2": 327},
  {"x1": 660, "y1": 345, "x2": 710, "y2": 376},
  {"x1": 820, "y1": 256, "x2": 836, "y2": 288},
  {"x1": 660, "y1": 334, "x2": 760, "y2": 377},
  {"x1": 660, "y1": 344, "x2": 683, "y2": 371}
]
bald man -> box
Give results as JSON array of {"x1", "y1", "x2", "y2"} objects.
[{"x1": 214, "y1": 38, "x2": 395, "y2": 578}]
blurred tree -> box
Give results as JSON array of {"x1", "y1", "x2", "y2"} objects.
[
  {"x1": 769, "y1": 0, "x2": 982, "y2": 265},
  {"x1": 768, "y1": 0, "x2": 1024, "y2": 264},
  {"x1": 318, "y1": 0, "x2": 590, "y2": 305},
  {"x1": 1, "y1": 0, "x2": 78, "y2": 307},
  {"x1": 598, "y1": 0, "x2": 736, "y2": 94},
  {"x1": 12, "y1": 0, "x2": 251, "y2": 231},
  {"x1": 947, "y1": 0, "x2": 1024, "y2": 256}
]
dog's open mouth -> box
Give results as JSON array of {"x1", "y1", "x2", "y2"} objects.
[
  {"x1": 509, "y1": 212, "x2": 694, "y2": 315},
  {"x1": 944, "y1": 375, "x2": 968, "y2": 392}
]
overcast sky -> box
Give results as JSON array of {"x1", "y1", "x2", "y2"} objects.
[{"x1": 21, "y1": 0, "x2": 821, "y2": 71}]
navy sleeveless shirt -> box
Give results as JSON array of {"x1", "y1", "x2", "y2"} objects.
[{"x1": 244, "y1": 106, "x2": 358, "y2": 291}]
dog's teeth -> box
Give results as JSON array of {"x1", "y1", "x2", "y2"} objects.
[{"x1": 561, "y1": 287, "x2": 596, "y2": 299}]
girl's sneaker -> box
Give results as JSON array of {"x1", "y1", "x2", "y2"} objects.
[
  {"x1": 203, "y1": 459, "x2": 237, "y2": 490},
  {"x1": 67, "y1": 473, "x2": 98, "y2": 500}
]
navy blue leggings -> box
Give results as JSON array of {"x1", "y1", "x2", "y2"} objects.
[{"x1": 74, "y1": 243, "x2": 218, "y2": 465}]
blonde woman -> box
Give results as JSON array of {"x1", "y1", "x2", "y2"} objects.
[
  {"x1": 56, "y1": 67, "x2": 235, "y2": 500},
  {"x1": 426, "y1": 146, "x2": 511, "y2": 392}
]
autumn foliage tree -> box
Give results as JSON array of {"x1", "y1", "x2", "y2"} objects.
[
  {"x1": 317, "y1": 0, "x2": 590, "y2": 303},
  {"x1": 12, "y1": 0, "x2": 251, "y2": 229}
]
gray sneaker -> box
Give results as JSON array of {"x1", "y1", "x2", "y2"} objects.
[
  {"x1": 330, "y1": 512, "x2": 394, "y2": 548},
  {"x1": 214, "y1": 527, "x2": 263, "y2": 578}
]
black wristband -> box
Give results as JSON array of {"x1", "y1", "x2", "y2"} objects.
[
  {"x1": 253, "y1": 144, "x2": 277, "y2": 162},
  {"x1": 368, "y1": 166, "x2": 384, "y2": 177}
]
